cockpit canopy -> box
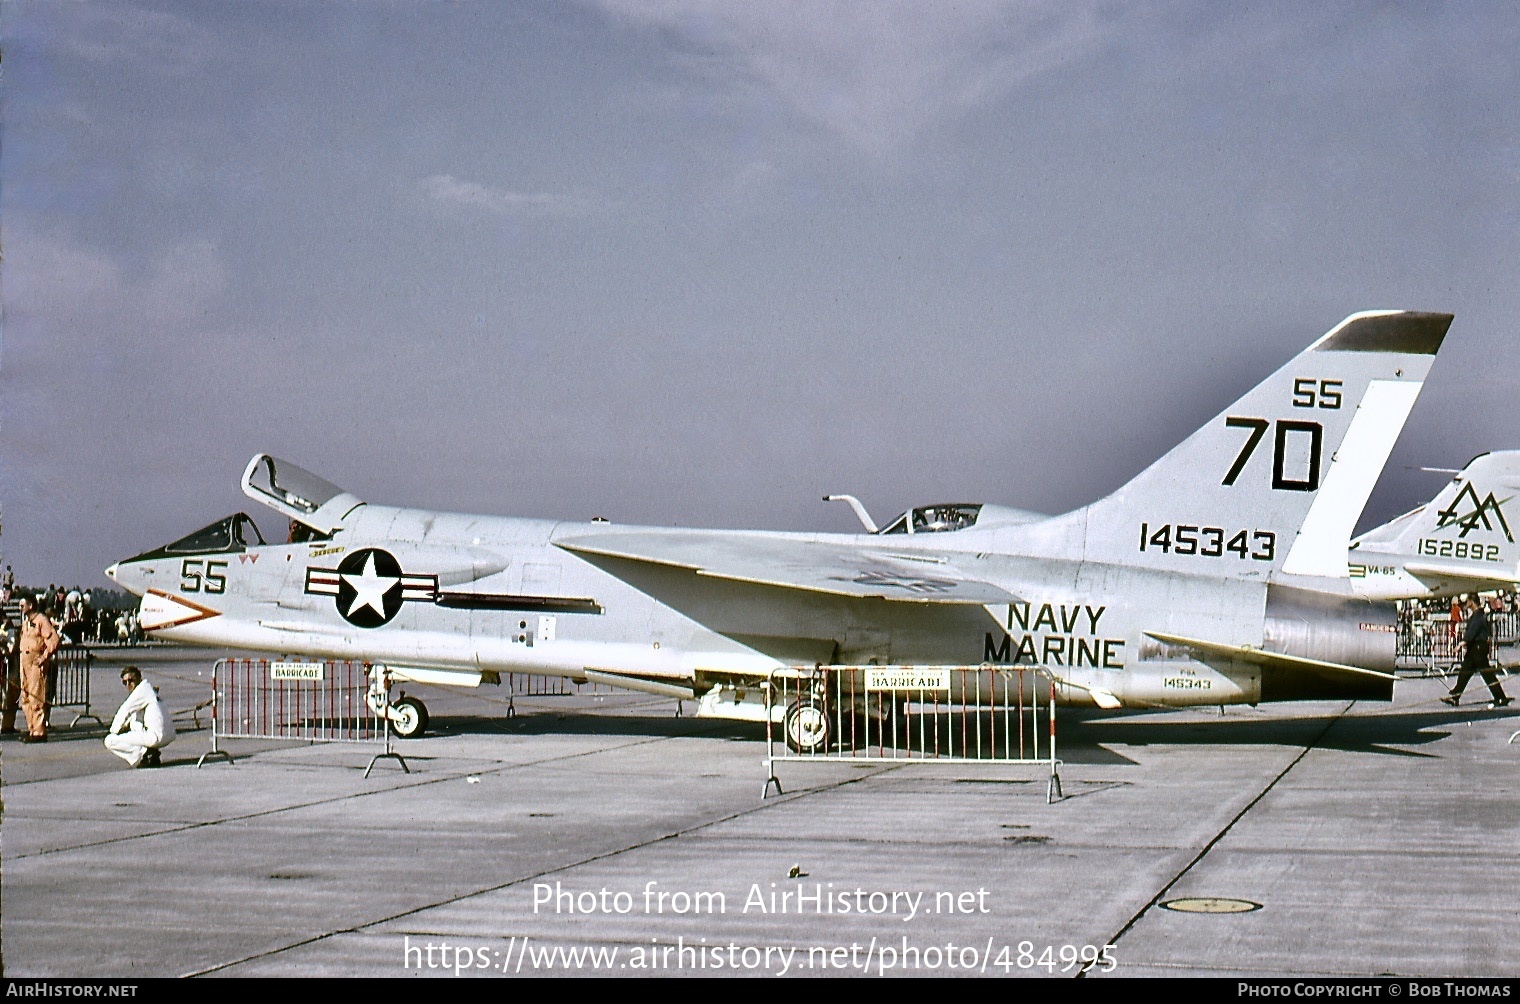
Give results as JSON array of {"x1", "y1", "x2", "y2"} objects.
[
  {"x1": 242, "y1": 454, "x2": 364, "y2": 534},
  {"x1": 878, "y1": 504, "x2": 982, "y2": 535},
  {"x1": 124, "y1": 513, "x2": 266, "y2": 562}
]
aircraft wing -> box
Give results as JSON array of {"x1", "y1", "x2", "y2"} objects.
[
  {"x1": 1144, "y1": 631, "x2": 1396, "y2": 683},
  {"x1": 556, "y1": 531, "x2": 1018, "y2": 604}
]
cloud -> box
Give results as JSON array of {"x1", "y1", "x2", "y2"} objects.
[
  {"x1": 421, "y1": 174, "x2": 592, "y2": 219},
  {"x1": 3, "y1": 227, "x2": 227, "y2": 370},
  {"x1": 31, "y1": 0, "x2": 221, "y2": 73},
  {"x1": 593, "y1": 1, "x2": 1110, "y2": 154}
]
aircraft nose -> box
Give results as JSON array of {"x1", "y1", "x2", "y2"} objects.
[{"x1": 105, "y1": 559, "x2": 154, "y2": 596}]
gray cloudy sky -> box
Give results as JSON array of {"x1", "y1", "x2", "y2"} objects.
[{"x1": 3, "y1": 1, "x2": 1518, "y2": 588}]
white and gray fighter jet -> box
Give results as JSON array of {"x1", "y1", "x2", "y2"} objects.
[{"x1": 107, "y1": 310, "x2": 1455, "y2": 744}]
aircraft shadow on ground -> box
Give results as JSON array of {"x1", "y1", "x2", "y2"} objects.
[
  {"x1": 416, "y1": 711, "x2": 1112, "y2": 766},
  {"x1": 46, "y1": 704, "x2": 1506, "y2": 771},
  {"x1": 424, "y1": 704, "x2": 1518, "y2": 763},
  {"x1": 1062, "y1": 706, "x2": 1519, "y2": 758},
  {"x1": 428, "y1": 709, "x2": 1143, "y2": 763},
  {"x1": 427, "y1": 712, "x2": 764, "y2": 742}
]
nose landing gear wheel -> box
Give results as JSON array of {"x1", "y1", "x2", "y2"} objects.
[
  {"x1": 390, "y1": 695, "x2": 429, "y2": 738},
  {"x1": 784, "y1": 698, "x2": 831, "y2": 754}
]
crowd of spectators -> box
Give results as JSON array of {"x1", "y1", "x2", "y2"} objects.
[
  {"x1": 1, "y1": 570, "x2": 142, "y2": 647},
  {"x1": 1396, "y1": 589, "x2": 1520, "y2": 658},
  {"x1": 1399, "y1": 590, "x2": 1518, "y2": 625}
]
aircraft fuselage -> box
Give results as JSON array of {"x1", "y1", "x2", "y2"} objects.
[{"x1": 109, "y1": 500, "x2": 1395, "y2": 711}]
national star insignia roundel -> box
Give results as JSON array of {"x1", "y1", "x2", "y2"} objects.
[{"x1": 304, "y1": 548, "x2": 438, "y2": 628}]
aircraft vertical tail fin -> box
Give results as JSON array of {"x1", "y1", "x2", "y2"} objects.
[
  {"x1": 1350, "y1": 451, "x2": 1520, "y2": 592},
  {"x1": 1057, "y1": 310, "x2": 1452, "y2": 578}
]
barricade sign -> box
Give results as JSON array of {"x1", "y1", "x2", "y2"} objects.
[
  {"x1": 764, "y1": 665, "x2": 1062, "y2": 803},
  {"x1": 198, "y1": 658, "x2": 408, "y2": 776},
  {"x1": 50, "y1": 646, "x2": 103, "y2": 727}
]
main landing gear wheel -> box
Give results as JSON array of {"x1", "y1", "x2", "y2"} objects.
[
  {"x1": 391, "y1": 696, "x2": 429, "y2": 739},
  {"x1": 784, "y1": 698, "x2": 831, "y2": 754}
]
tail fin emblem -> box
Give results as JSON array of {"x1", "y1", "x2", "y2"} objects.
[{"x1": 1436, "y1": 484, "x2": 1514, "y2": 541}]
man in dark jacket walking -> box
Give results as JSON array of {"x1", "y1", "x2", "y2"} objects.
[{"x1": 1442, "y1": 596, "x2": 1511, "y2": 707}]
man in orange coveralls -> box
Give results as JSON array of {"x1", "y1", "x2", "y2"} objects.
[{"x1": 17, "y1": 594, "x2": 61, "y2": 742}]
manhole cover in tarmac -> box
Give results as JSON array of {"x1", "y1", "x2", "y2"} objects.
[{"x1": 1160, "y1": 897, "x2": 1262, "y2": 914}]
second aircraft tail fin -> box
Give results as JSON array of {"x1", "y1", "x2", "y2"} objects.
[{"x1": 1350, "y1": 451, "x2": 1520, "y2": 595}]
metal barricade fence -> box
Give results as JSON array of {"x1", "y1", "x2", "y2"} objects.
[
  {"x1": 764, "y1": 665, "x2": 1062, "y2": 803},
  {"x1": 1496, "y1": 611, "x2": 1520, "y2": 644},
  {"x1": 502, "y1": 673, "x2": 617, "y2": 717},
  {"x1": 1398, "y1": 628, "x2": 1462, "y2": 674},
  {"x1": 50, "y1": 646, "x2": 103, "y2": 727},
  {"x1": 508, "y1": 672, "x2": 575, "y2": 698},
  {"x1": 1398, "y1": 611, "x2": 1518, "y2": 675},
  {"x1": 198, "y1": 658, "x2": 407, "y2": 775}
]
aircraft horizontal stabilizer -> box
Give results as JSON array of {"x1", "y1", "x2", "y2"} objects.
[
  {"x1": 1144, "y1": 631, "x2": 1396, "y2": 684},
  {"x1": 557, "y1": 532, "x2": 1018, "y2": 605},
  {"x1": 1400, "y1": 562, "x2": 1520, "y2": 593}
]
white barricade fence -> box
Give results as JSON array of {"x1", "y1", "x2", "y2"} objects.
[
  {"x1": 764, "y1": 665, "x2": 1062, "y2": 803},
  {"x1": 198, "y1": 658, "x2": 409, "y2": 775}
]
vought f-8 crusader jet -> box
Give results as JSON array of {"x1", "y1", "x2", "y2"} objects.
[{"x1": 109, "y1": 310, "x2": 1456, "y2": 747}]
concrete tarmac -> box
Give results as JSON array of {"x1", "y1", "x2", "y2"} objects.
[{"x1": 2, "y1": 648, "x2": 1517, "y2": 978}]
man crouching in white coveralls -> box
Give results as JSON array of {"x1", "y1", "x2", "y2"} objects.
[{"x1": 105, "y1": 666, "x2": 175, "y2": 767}]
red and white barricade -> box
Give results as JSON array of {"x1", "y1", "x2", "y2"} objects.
[
  {"x1": 1397, "y1": 610, "x2": 1516, "y2": 676},
  {"x1": 198, "y1": 658, "x2": 408, "y2": 775},
  {"x1": 764, "y1": 665, "x2": 1062, "y2": 803}
]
